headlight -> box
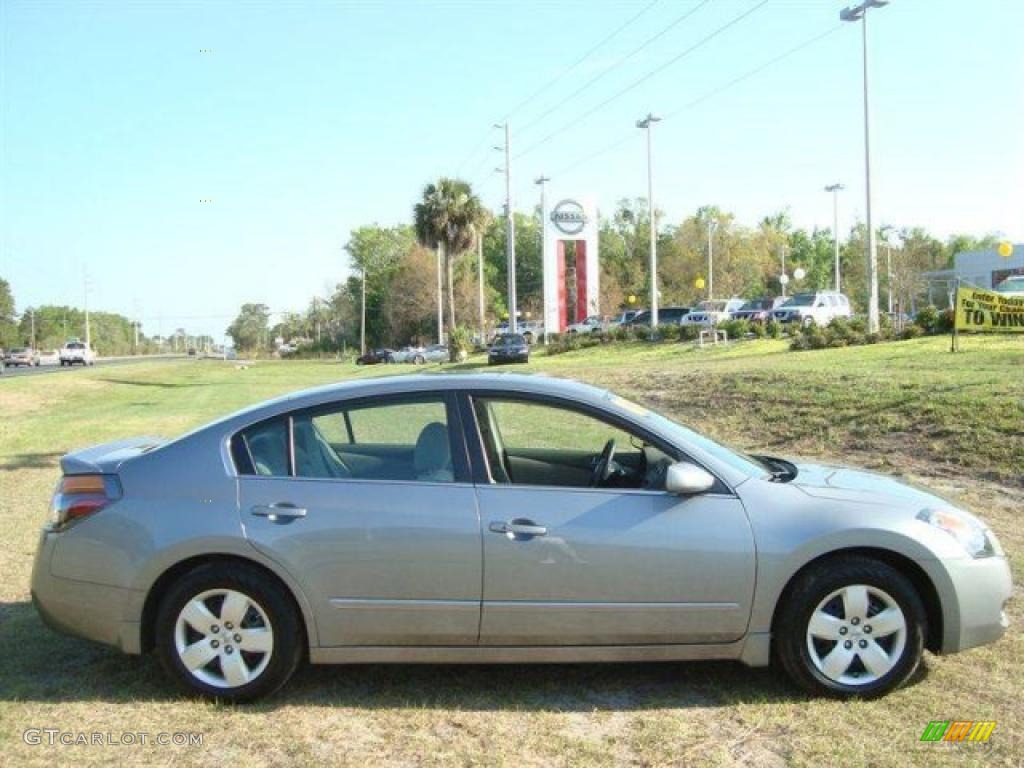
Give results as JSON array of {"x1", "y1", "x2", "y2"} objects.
[{"x1": 917, "y1": 507, "x2": 995, "y2": 558}]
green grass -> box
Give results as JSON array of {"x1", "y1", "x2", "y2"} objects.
[{"x1": 0, "y1": 336, "x2": 1021, "y2": 767}]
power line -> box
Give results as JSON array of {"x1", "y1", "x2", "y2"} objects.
[
  {"x1": 505, "y1": 0, "x2": 663, "y2": 122},
  {"x1": 516, "y1": 0, "x2": 771, "y2": 160},
  {"x1": 548, "y1": 21, "x2": 844, "y2": 181},
  {"x1": 517, "y1": 0, "x2": 711, "y2": 137}
]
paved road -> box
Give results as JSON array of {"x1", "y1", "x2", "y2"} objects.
[{"x1": 0, "y1": 355, "x2": 186, "y2": 380}]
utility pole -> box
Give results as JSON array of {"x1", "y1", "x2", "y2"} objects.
[
  {"x1": 636, "y1": 113, "x2": 661, "y2": 327},
  {"x1": 495, "y1": 122, "x2": 517, "y2": 333},
  {"x1": 476, "y1": 231, "x2": 485, "y2": 344},
  {"x1": 778, "y1": 246, "x2": 786, "y2": 296},
  {"x1": 435, "y1": 245, "x2": 443, "y2": 344},
  {"x1": 29, "y1": 309, "x2": 36, "y2": 349},
  {"x1": 361, "y1": 266, "x2": 368, "y2": 354},
  {"x1": 534, "y1": 174, "x2": 550, "y2": 341},
  {"x1": 886, "y1": 242, "x2": 893, "y2": 315},
  {"x1": 824, "y1": 183, "x2": 845, "y2": 292},
  {"x1": 706, "y1": 219, "x2": 718, "y2": 301},
  {"x1": 841, "y1": 0, "x2": 888, "y2": 333},
  {"x1": 83, "y1": 268, "x2": 92, "y2": 349}
]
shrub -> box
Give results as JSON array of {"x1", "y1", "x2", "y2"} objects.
[
  {"x1": 767, "y1": 320, "x2": 783, "y2": 339},
  {"x1": 900, "y1": 324, "x2": 924, "y2": 340},
  {"x1": 658, "y1": 323, "x2": 680, "y2": 341},
  {"x1": 719, "y1": 319, "x2": 751, "y2": 339},
  {"x1": 678, "y1": 324, "x2": 700, "y2": 342},
  {"x1": 914, "y1": 305, "x2": 939, "y2": 334},
  {"x1": 449, "y1": 326, "x2": 473, "y2": 361},
  {"x1": 936, "y1": 308, "x2": 955, "y2": 334}
]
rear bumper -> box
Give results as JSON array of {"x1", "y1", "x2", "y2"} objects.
[{"x1": 31, "y1": 529, "x2": 144, "y2": 654}]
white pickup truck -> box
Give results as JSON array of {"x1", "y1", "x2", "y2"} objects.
[{"x1": 59, "y1": 341, "x2": 96, "y2": 366}]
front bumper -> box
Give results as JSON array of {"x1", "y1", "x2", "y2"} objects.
[
  {"x1": 923, "y1": 554, "x2": 1012, "y2": 654},
  {"x1": 31, "y1": 528, "x2": 145, "y2": 653}
]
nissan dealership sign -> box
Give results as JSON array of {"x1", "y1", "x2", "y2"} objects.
[{"x1": 549, "y1": 199, "x2": 587, "y2": 236}]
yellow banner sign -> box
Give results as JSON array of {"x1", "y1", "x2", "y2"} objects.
[{"x1": 955, "y1": 285, "x2": 1024, "y2": 332}]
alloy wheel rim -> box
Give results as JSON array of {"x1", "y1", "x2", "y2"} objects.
[
  {"x1": 805, "y1": 584, "x2": 906, "y2": 686},
  {"x1": 174, "y1": 588, "x2": 274, "y2": 689}
]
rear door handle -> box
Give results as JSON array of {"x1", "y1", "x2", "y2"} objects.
[
  {"x1": 251, "y1": 503, "x2": 307, "y2": 523},
  {"x1": 489, "y1": 519, "x2": 548, "y2": 538}
]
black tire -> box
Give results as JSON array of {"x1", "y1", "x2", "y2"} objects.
[
  {"x1": 155, "y1": 562, "x2": 303, "y2": 702},
  {"x1": 774, "y1": 554, "x2": 926, "y2": 699},
  {"x1": 414, "y1": 354, "x2": 425, "y2": 365}
]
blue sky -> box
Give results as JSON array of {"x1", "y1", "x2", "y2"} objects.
[{"x1": 2, "y1": 0, "x2": 1021, "y2": 338}]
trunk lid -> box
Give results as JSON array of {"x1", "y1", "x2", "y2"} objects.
[{"x1": 60, "y1": 437, "x2": 166, "y2": 475}]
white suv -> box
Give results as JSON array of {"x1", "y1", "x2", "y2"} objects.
[
  {"x1": 771, "y1": 291, "x2": 852, "y2": 327},
  {"x1": 566, "y1": 315, "x2": 606, "y2": 334},
  {"x1": 681, "y1": 299, "x2": 746, "y2": 326},
  {"x1": 59, "y1": 340, "x2": 96, "y2": 366}
]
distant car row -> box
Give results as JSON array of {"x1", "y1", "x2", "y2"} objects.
[
  {"x1": 356, "y1": 344, "x2": 451, "y2": 366},
  {"x1": 566, "y1": 292, "x2": 853, "y2": 332}
]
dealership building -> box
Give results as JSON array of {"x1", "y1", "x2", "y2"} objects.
[{"x1": 923, "y1": 243, "x2": 1022, "y2": 306}]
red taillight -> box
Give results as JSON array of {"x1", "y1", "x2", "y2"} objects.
[{"x1": 50, "y1": 474, "x2": 121, "y2": 530}]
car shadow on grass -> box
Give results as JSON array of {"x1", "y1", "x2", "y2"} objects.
[
  {"x1": 0, "y1": 601, "x2": 930, "y2": 709},
  {"x1": 0, "y1": 451, "x2": 63, "y2": 471}
]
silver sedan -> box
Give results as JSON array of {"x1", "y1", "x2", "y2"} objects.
[{"x1": 32, "y1": 374, "x2": 1011, "y2": 701}]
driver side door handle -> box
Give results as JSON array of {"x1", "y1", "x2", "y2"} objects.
[
  {"x1": 489, "y1": 519, "x2": 548, "y2": 538},
  {"x1": 251, "y1": 503, "x2": 307, "y2": 523}
]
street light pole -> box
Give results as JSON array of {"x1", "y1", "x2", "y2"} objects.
[
  {"x1": 495, "y1": 122, "x2": 517, "y2": 333},
  {"x1": 636, "y1": 113, "x2": 661, "y2": 327},
  {"x1": 841, "y1": 0, "x2": 887, "y2": 333},
  {"x1": 824, "y1": 183, "x2": 845, "y2": 292},
  {"x1": 706, "y1": 219, "x2": 718, "y2": 301},
  {"x1": 534, "y1": 175, "x2": 550, "y2": 342}
]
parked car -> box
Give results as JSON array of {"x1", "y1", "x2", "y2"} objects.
[
  {"x1": 391, "y1": 346, "x2": 425, "y2": 364},
  {"x1": 566, "y1": 315, "x2": 606, "y2": 334},
  {"x1": 32, "y1": 373, "x2": 1010, "y2": 702},
  {"x1": 354, "y1": 348, "x2": 393, "y2": 365},
  {"x1": 771, "y1": 291, "x2": 852, "y2": 327},
  {"x1": 488, "y1": 333, "x2": 529, "y2": 365},
  {"x1": 519, "y1": 321, "x2": 545, "y2": 344},
  {"x1": 59, "y1": 341, "x2": 95, "y2": 366},
  {"x1": 4, "y1": 347, "x2": 39, "y2": 367},
  {"x1": 629, "y1": 307, "x2": 692, "y2": 327},
  {"x1": 681, "y1": 299, "x2": 747, "y2": 327},
  {"x1": 994, "y1": 275, "x2": 1024, "y2": 297},
  {"x1": 609, "y1": 309, "x2": 644, "y2": 327},
  {"x1": 731, "y1": 297, "x2": 785, "y2": 323},
  {"x1": 37, "y1": 349, "x2": 60, "y2": 366},
  {"x1": 414, "y1": 344, "x2": 449, "y2": 364}
]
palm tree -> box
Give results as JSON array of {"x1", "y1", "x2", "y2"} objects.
[{"x1": 413, "y1": 178, "x2": 486, "y2": 360}]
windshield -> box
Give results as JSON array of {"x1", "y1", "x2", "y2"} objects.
[
  {"x1": 494, "y1": 334, "x2": 525, "y2": 345},
  {"x1": 781, "y1": 293, "x2": 816, "y2": 307},
  {"x1": 604, "y1": 393, "x2": 769, "y2": 479},
  {"x1": 996, "y1": 277, "x2": 1024, "y2": 293}
]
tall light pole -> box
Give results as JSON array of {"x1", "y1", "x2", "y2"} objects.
[
  {"x1": 824, "y1": 183, "x2": 845, "y2": 292},
  {"x1": 83, "y1": 267, "x2": 91, "y2": 349},
  {"x1": 779, "y1": 245, "x2": 788, "y2": 298},
  {"x1": 706, "y1": 219, "x2": 718, "y2": 301},
  {"x1": 361, "y1": 265, "x2": 368, "y2": 354},
  {"x1": 476, "y1": 230, "x2": 485, "y2": 344},
  {"x1": 495, "y1": 122, "x2": 517, "y2": 333},
  {"x1": 841, "y1": 0, "x2": 887, "y2": 333},
  {"x1": 534, "y1": 175, "x2": 550, "y2": 341},
  {"x1": 636, "y1": 113, "x2": 661, "y2": 327}
]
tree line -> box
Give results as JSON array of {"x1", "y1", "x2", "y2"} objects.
[
  {"x1": 228, "y1": 180, "x2": 998, "y2": 355},
  {"x1": 0, "y1": 277, "x2": 211, "y2": 355}
]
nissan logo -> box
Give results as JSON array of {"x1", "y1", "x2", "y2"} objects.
[{"x1": 550, "y1": 199, "x2": 587, "y2": 235}]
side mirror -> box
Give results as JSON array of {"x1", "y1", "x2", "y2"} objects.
[{"x1": 666, "y1": 462, "x2": 716, "y2": 495}]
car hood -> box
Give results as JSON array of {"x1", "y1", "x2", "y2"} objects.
[{"x1": 789, "y1": 462, "x2": 952, "y2": 511}]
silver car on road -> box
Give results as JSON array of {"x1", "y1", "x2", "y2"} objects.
[{"x1": 32, "y1": 374, "x2": 1011, "y2": 701}]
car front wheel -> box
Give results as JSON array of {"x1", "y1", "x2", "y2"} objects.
[
  {"x1": 774, "y1": 555, "x2": 926, "y2": 699},
  {"x1": 155, "y1": 563, "x2": 303, "y2": 702}
]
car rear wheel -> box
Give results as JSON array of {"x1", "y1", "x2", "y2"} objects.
[
  {"x1": 156, "y1": 563, "x2": 302, "y2": 702},
  {"x1": 774, "y1": 555, "x2": 926, "y2": 699},
  {"x1": 414, "y1": 354, "x2": 425, "y2": 365}
]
